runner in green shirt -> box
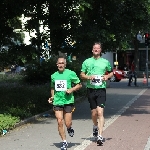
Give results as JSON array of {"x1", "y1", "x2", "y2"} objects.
[
  {"x1": 80, "y1": 42, "x2": 113, "y2": 145},
  {"x1": 48, "y1": 56, "x2": 82, "y2": 150}
]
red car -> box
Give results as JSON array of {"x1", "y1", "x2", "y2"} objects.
[{"x1": 110, "y1": 68, "x2": 126, "y2": 82}]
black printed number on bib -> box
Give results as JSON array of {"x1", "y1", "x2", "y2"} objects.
[
  {"x1": 55, "y1": 80, "x2": 67, "y2": 91},
  {"x1": 90, "y1": 75, "x2": 103, "y2": 86}
]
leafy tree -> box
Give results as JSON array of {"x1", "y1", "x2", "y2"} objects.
[
  {"x1": 0, "y1": 0, "x2": 25, "y2": 45},
  {"x1": 0, "y1": 0, "x2": 25, "y2": 68},
  {"x1": 1, "y1": 0, "x2": 150, "y2": 69},
  {"x1": 21, "y1": 0, "x2": 92, "y2": 56},
  {"x1": 75, "y1": 0, "x2": 150, "y2": 50},
  {"x1": 73, "y1": 0, "x2": 150, "y2": 70}
]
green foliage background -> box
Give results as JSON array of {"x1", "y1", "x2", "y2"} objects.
[{"x1": 0, "y1": 60, "x2": 85, "y2": 135}]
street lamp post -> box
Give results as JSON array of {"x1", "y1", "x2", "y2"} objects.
[
  {"x1": 115, "y1": 50, "x2": 118, "y2": 69},
  {"x1": 137, "y1": 32, "x2": 149, "y2": 86},
  {"x1": 144, "y1": 32, "x2": 150, "y2": 86}
]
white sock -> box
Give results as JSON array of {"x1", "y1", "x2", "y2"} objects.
[
  {"x1": 63, "y1": 140, "x2": 67, "y2": 143},
  {"x1": 93, "y1": 125, "x2": 98, "y2": 129}
]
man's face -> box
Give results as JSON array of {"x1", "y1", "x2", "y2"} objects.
[
  {"x1": 57, "y1": 58, "x2": 66, "y2": 72},
  {"x1": 92, "y1": 44, "x2": 101, "y2": 56}
]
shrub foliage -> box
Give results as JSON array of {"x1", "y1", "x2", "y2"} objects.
[{"x1": 0, "y1": 59, "x2": 85, "y2": 135}]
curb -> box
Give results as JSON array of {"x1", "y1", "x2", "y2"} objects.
[{"x1": 14, "y1": 96, "x2": 85, "y2": 128}]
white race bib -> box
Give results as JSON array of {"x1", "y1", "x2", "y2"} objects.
[
  {"x1": 90, "y1": 75, "x2": 103, "y2": 86},
  {"x1": 55, "y1": 80, "x2": 67, "y2": 91}
]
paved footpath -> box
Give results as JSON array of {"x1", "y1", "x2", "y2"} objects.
[
  {"x1": 83, "y1": 88, "x2": 150, "y2": 150},
  {"x1": 75, "y1": 79, "x2": 150, "y2": 150},
  {"x1": 0, "y1": 78, "x2": 150, "y2": 150}
]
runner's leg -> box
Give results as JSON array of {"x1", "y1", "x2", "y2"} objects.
[{"x1": 55, "y1": 110, "x2": 66, "y2": 141}]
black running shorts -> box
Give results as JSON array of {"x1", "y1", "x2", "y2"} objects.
[
  {"x1": 53, "y1": 103, "x2": 75, "y2": 113},
  {"x1": 87, "y1": 88, "x2": 106, "y2": 110}
]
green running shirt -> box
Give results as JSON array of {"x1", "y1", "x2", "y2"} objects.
[
  {"x1": 51, "y1": 69, "x2": 80, "y2": 106},
  {"x1": 81, "y1": 57, "x2": 112, "y2": 89}
]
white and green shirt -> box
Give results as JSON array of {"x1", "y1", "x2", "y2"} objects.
[{"x1": 81, "y1": 57, "x2": 112, "y2": 89}]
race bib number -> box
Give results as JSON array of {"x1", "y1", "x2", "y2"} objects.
[
  {"x1": 55, "y1": 80, "x2": 67, "y2": 91},
  {"x1": 90, "y1": 75, "x2": 103, "y2": 86}
]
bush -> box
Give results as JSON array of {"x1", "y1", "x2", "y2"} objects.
[
  {"x1": 0, "y1": 59, "x2": 86, "y2": 135},
  {"x1": 67, "y1": 60, "x2": 82, "y2": 79},
  {"x1": 23, "y1": 58, "x2": 83, "y2": 84},
  {"x1": 0, "y1": 114, "x2": 19, "y2": 135},
  {"x1": 23, "y1": 59, "x2": 57, "y2": 84},
  {"x1": 0, "y1": 83, "x2": 51, "y2": 120}
]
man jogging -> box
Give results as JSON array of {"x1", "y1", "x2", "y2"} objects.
[
  {"x1": 48, "y1": 56, "x2": 82, "y2": 150},
  {"x1": 80, "y1": 42, "x2": 113, "y2": 145}
]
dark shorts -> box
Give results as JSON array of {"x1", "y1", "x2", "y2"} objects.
[
  {"x1": 87, "y1": 88, "x2": 106, "y2": 110},
  {"x1": 53, "y1": 103, "x2": 75, "y2": 113}
]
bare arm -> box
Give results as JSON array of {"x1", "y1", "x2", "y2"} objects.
[
  {"x1": 72, "y1": 83, "x2": 82, "y2": 91},
  {"x1": 66, "y1": 83, "x2": 82, "y2": 94},
  {"x1": 48, "y1": 88, "x2": 54, "y2": 104},
  {"x1": 51, "y1": 88, "x2": 54, "y2": 97},
  {"x1": 81, "y1": 71, "x2": 113, "y2": 81},
  {"x1": 108, "y1": 72, "x2": 114, "y2": 78},
  {"x1": 80, "y1": 72, "x2": 95, "y2": 80},
  {"x1": 103, "y1": 72, "x2": 114, "y2": 80},
  {"x1": 80, "y1": 72, "x2": 89, "y2": 80}
]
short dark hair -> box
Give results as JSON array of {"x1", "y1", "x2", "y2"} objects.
[
  {"x1": 93, "y1": 42, "x2": 102, "y2": 47},
  {"x1": 58, "y1": 55, "x2": 66, "y2": 59},
  {"x1": 57, "y1": 56, "x2": 67, "y2": 64},
  {"x1": 58, "y1": 54, "x2": 66, "y2": 59}
]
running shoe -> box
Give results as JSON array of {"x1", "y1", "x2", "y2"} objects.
[
  {"x1": 67, "y1": 127, "x2": 74, "y2": 137},
  {"x1": 97, "y1": 135, "x2": 103, "y2": 145},
  {"x1": 93, "y1": 126, "x2": 98, "y2": 137},
  {"x1": 60, "y1": 142, "x2": 68, "y2": 150}
]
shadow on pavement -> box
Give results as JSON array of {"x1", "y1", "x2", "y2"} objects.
[{"x1": 53, "y1": 142, "x2": 81, "y2": 149}]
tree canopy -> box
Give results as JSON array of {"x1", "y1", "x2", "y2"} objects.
[{"x1": 1, "y1": 0, "x2": 150, "y2": 67}]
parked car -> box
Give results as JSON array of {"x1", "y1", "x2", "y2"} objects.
[{"x1": 110, "y1": 68, "x2": 126, "y2": 82}]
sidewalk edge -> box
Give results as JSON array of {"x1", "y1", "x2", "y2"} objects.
[{"x1": 14, "y1": 96, "x2": 85, "y2": 128}]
